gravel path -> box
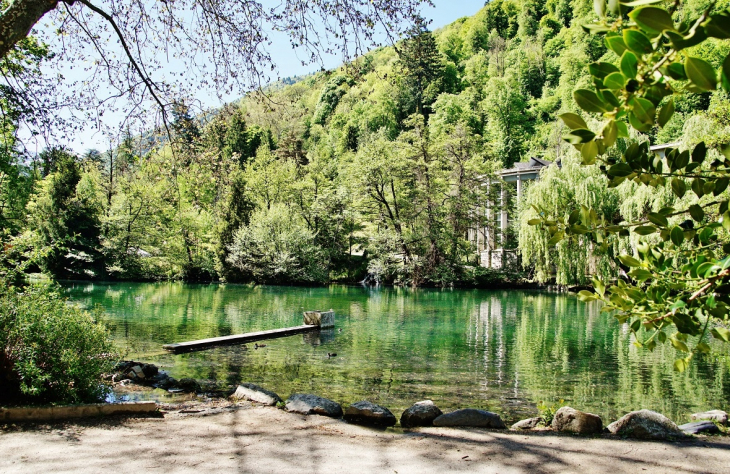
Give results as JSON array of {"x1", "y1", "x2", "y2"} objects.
[{"x1": 1, "y1": 401, "x2": 729, "y2": 473}]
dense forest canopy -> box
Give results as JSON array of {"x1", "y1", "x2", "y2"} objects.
[{"x1": 1, "y1": 0, "x2": 728, "y2": 289}]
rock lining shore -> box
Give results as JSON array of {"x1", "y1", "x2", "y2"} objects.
[{"x1": 113, "y1": 361, "x2": 728, "y2": 440}]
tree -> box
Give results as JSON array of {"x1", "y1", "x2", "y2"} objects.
[
  {"x1": 396, "y1": 20, "x2": 445, "y2": 116},
  {"x1": 529, "y1": 0, "x2": 730, "y2": 369},
  {"x1": 0, "y1": 0, "x2": 429, "y2": 139},
  {"x1": 26, "y1": 149, "x2": 105, "y2": 278}
]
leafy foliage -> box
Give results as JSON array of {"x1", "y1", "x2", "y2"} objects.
[
  {"x1": 527, "y1": 0, "x2": 730, "y2": 369},
  {"x1": 0, "y1": 281, "x2": 119, "y2": 404}
]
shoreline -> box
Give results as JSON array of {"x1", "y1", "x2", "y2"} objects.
[{"x1": 2, "y1": 400, "x2": 729, "y2": 473}]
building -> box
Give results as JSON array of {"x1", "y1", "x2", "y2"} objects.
[{"x1": 471, "y1": 143, "x2": 680, "y2": 269}]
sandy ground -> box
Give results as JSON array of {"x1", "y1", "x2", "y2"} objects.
[{"x1": 1, "y1": 400, "x2": 730, "y2": 474}]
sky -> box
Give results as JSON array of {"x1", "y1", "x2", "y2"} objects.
[{"x1": 41, "y1": 0, "x2": 487, "y2": 153}]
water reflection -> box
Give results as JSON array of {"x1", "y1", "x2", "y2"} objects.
[{"x1": 64, "y1": 282, "x2": 730, "y2": 423}]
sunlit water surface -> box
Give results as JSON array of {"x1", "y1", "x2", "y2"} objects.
[{"x1": 63, "y1": 282, "x2": 730, "y2": 423}]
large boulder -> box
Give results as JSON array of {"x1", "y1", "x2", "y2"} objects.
[
  {"x1": 607, "y1": 410, "x2": 685, "y2": 440},
  {"x1": 551, "y1": 407, "x2": 602, "y2": 434},
  {"x1": 690, "y1": 410, "x2": 728, "y2": 426},
  {"x1": 400, "y1": 400, "x2": 443, "y2": 428},
  {"x1": 433, "y1": 409, "x2": 506, "y2": 429},
  {"x1": 231, "y1": 383, "x2": 282, "y2": 406},
  {"x1": 679, "y1": 421, "x2": 720, "y2": 435},
  {"x1": 344, "y1": 401, "x2": 396, "y2": 427},
  {"x1": 285, "y1": 394, "x2": 343, "y2": 418},
  {"x1": 511, "y1": 417, "x2": 544, "y2": 430}
]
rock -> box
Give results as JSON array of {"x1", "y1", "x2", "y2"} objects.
[
  {"x1": 607, "y1": 410, "x2": 685, "y2": 440},
  {"x1": 150, "y1": 373, "x2": 175, "y2": 390},
  {"x1": 344, "y1": 401, "x2": 397, "y2": 427},
  {"x1": 176, "y1": 378, "x2": 200, "y2": 393},
  {"x1": 433, "y1": 409, "x2": 506, "y2": 429},
  {"x1": 691, "y1": 410, "x2": 728, "y2": 426},
  {"x1": 113, "y1": 361, "x2": 160, "y2": 384},
  {"x1": 285, "y1": 394, "x2": 343, "y2": 418},
  {"x1": 400, "y1": 400, "x2": 443, "y2": 428},
  {"x1": 679, "y1": 421, "x2": 720, "y2": 435},
  {"x1": 511, "y1": 417, "x2": 544, "y2": 430},
  {"x1": 551, "y1": 407, "x2": 602, "y2": 434},
  {"x1": 140, "y1": 363, "x2": 158, "y2": 378},
  {"x1": 231, "y1": 383, "x2": 282, "y2": 406}
]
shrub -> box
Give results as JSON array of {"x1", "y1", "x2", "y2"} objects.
[
  {"x1": 0, "y1": 282, "x2": 119, "y2": 405},
  {"x1": 227, "y1": 204, "x2": 328, "y2": 284}
]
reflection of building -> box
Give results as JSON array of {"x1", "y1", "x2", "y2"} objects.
[{"x1": 470, "y1": 157, "x2": 557, "y2": 269}]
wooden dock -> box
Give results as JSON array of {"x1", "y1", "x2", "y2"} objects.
[{"x1": 162, "y1": 324, "x2": 319, "y2": 353}]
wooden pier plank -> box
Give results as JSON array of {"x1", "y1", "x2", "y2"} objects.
[{"x1": 163, "y1": 324, "x2": 319, "y2": 353}]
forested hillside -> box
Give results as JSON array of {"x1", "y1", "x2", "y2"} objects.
[{"x1": 3, "y1": 0, "x2": 728, "y2": 286}]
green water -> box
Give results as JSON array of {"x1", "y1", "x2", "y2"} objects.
[{"x1": 63, "y1": 282, "x2": 730, "y2": 424}]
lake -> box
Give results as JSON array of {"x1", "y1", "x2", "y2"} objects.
[{"x1": 63, "y1": 282, "x2": 730, "y2": 424}]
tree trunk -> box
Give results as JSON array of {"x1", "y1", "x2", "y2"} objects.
[{"x1": 0, "y1": 0, "x2": 59, "y2": 59}]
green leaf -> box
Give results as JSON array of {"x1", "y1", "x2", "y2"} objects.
[
  {"x1": 671, "y1": 338, "x2": 690, "y2": 352},
  {"x1": 665, "y1": 62, "x2": 687, "y2": 80},
  {"x1": 605, "y1": 35, "x2": 628, "y2": 56},
  {"x1": 608, "y1": 163, "x2": 634, "y2": 177},
  {"x1": 697, "y1": 262, "x2": 716, "y2": 278},
  {"x1": 689, "y1": 204, "x2": 704, "y2": 222},
  {"x1": 578, "y1": 290, "x2": 597, "y2": 302},
  {"x1": 692, "y1": 142, "x2": 707, "y2": 163},
  {"x1": 559, "y1": 113, "x2": 588, "y2": 130},
  {"x1": 665, "y1": 28, "x2": 707, "y2": 51},
  {"x1": 629, "y1": 111, "x2": 652, "y2": 132},
  {"x1": 568, "y1": 209, "x2": 581, "y2": 225},
  {"x1": 714, "y1": 178, "x2": 729, "y2": 196},
  {"x1": 671, "y1": 178, "x2": 686, "y2": 198},
  {"x1": 616, "y1": 121, "x2": 629, "y2": 137},
  {"x1": 621, "y1": 0, "x2": 663, "y2": 5},
  {"x1": 581, "y1": 141, "x2": 598, "y2": 164},
  {"x1": 570, "y1": 224, "x2": 591, "y2": 234},
  {"x1": 685, "y1": 56, "x2": 718, "y2": 92},
  {"x1": 603, "y1": 72, "x2": 626, "y2": 90},
  {"x1": 620, "y1": 51, "x2": 639, "y2": 79},
  {"x1": 527, "y1": 218, "x2": 542, "y2": 225},
  {"x1": 648, "y1": 212, "x2": 668, "y2": 227},
  {"x1": 658, "y1": 98, "x2": 674, "y2": 127},
  {"x1": 658, "y1": 331, "x2": 666, "y2": 343},
  {"x1": 601, "y1": 89, "x2": 620, "y2": 108},
  {"x1": 582, "y1": 23, "x2": 611, "y2": 34},
  {"x1": 634, "y1": 225, "x2": 657, "y2": 235},
  {"x1": 589, "y1": 61, "x2": 620, "y2": 78},
  {"x1": 696, "y1": 342, "x2": 711, "y2": 354},
  {"x1": 632, "y1": 97, "x2": 656, "y2": 124},
  {"x1": 706, "y1": 12, "x2": 730, "y2": 39},
  {"x1": 564, "y1": 129, "x2": 597, "y2": 144},
  {"x1": 692, "y1": 178, "x2": 705, "y2": 198},
  {"x1": 547, "y1": 231, "x2": 565, "y2": 246},
  {"x1": 629, "y1": 7, "x2": 675, "y2": 35},
  {"x1": 619, "y1": 254, "x2": 641, "y2": 267},
  {"x1": 674, "y1": 358, "x2": 689, "y2": 372},
  {"x1": 629, "y1": 268, "x2": 653, "y2": 281},
  {"x1": 670, "y1": 226, "x2": 684, "y2": 246},
  {"x1": 602, "y1": 120, "x2": 618, "y2": 147},
  {"x1": 574, "y1": 89, "x2": 609, "y2": 113},
  {"x1": 722, "y1": 53, "x2": 730, "y2": 93},
  {"x1": 624, "y1": 29, "x2": 653, "y2": 54},
  {"x1": 711, "y1": 327, "x2": 730, "y2": 342}
]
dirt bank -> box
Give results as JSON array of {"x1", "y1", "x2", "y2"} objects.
[{"x1": 1, "y1": 400, "x2": 728, "y2": 474}]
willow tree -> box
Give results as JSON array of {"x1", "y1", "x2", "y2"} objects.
[
  {"x1": 528, "y1": 0, "x2": 730, "y2": 369},
  {"x1": 519, "y1": 148, "x2": 621, "y2": 286}
]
